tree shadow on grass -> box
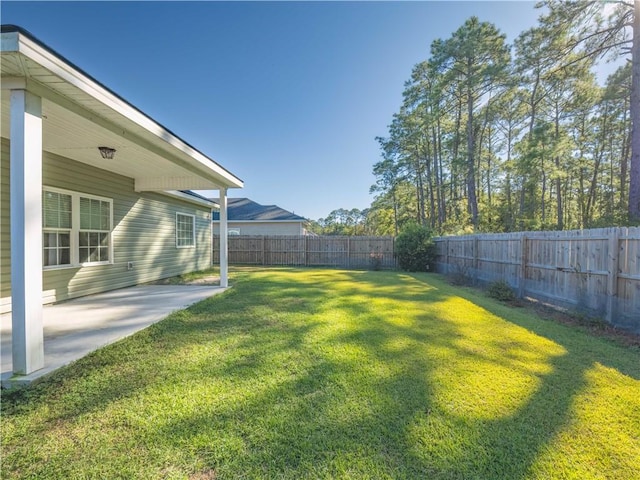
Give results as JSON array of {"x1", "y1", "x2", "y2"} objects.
[
  {"x1": 138, "y1": 269, "x2": 629, "y2": 478},
  {"x1": 146, "y1": 302, "x2": 442, "y2": 477},
  {"x1": 2, "y1": 269, "x2": 638, "y2": 479},
  {"x1": 339, "y1": 270, "x2": 639, "y2": 478},
  {"x1": 0, "y1": 272, "x2": 329, "y2": 439},
  {"x1": 397, "y1": 271, "x2": 639, "y2": 380}
]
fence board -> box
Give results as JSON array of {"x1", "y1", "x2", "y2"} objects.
[
  {"x1": 434, "y1": 227, "x2": 640, "y2": 333},
  {"x1": 213, "y1": 235, "x2": 396, "y2": 270}
]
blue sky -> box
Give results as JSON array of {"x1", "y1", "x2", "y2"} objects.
[{"x1": 2, "y1": 1, "x2": 546, "y2": 220}]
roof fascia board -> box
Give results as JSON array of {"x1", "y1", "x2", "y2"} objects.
[{"x1": 4, "y1": 29, "x2": 243, "y2": 189}]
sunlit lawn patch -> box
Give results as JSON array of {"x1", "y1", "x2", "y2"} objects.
[{"x1": 2, "y1": 268, "x2": 638, "y2": 479}]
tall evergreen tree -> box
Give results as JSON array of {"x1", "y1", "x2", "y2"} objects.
[
  {"x1": 537, "y1": 0, "x2": 639, "y2": 221},
  {"x1": 431, "y1": 17, "x2": 510, "y2": 229}
]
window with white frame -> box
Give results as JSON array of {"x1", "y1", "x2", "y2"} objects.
[
  {"x1": 42, "y1": 188, "x2": 113, "y2": 268},
  {"x1": 79, "y1": 197, "x2": 111, "y2": 263},
  {"x1": 43, "y1": 191, "x2": 72, "y2": 267},
  {"x1": 176, "y1": 213, "x2": 195, "y2": 248}
]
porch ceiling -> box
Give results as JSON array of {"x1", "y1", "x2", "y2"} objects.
[{"x1": 0, "y1": 28, "x2": 243, "y2": 191}]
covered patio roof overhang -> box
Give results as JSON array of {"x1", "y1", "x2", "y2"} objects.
[
  {"x1": 0, "y1": 25, "x2": 243, "y2": 192},
  {"x1": 1, "y1": 25, "x2": 242, "y2": 377}
]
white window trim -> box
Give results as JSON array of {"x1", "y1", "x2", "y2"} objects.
[
  {"x1": 176, "y1": 212, "x2": 196, "y2": 249},
  {"x1": 42, "y1": 230, "x2": 71, "y2": 270},
  {"x1": 43, "y1": 186, "x2": 114, "y2": 270}
]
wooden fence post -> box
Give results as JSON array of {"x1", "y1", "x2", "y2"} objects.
[
  {"x1": 444, "y1": 238, "x2": 449, "y2": 274},
  {"x1": 392, "y1": 236, "x2": 396, "y2": 269},
  {"x1": 606, "y1": 228, "x2": 620, "y2": 323},
  {"x1": 347, "y1": 237, "x2": 351, "y2": 269},
  {"x1": 519, "y1": 234, "x2": 528, "y2": 299},
  {"x1": 473, "y1": 236, "x2": 479, "y2": 284}
]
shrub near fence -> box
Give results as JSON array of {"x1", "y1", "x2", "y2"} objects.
[
  {"x1": 433, "y1": 227, "x2": 640, "y2": 333},
  {"x1": 213, "y1": 235, "x2": 397, "y2": 270}
]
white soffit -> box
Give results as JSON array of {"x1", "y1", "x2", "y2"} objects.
[{"x1": 0, "y1": 28, "x2": 244, "y2": 191}]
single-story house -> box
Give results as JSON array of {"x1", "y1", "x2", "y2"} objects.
[
  {"x1": 211, "y1": 197, "x2": 310, "y2": 236},
  {"x1": 1, "y1": 25, "x2": 243, "y2": 375}
]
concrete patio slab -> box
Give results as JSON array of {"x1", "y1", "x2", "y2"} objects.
[{"x1": 1, "y1": 284, "x2": 227, "y2": 388}]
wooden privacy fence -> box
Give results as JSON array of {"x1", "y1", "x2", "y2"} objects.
[
  {"x1": 433, "y1": 227, "x2": 640, "y2": 332},
  {"x1": 213, "y1": 235, "x2": 397, "y2": 270}
]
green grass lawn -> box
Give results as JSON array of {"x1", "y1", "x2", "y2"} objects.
[{"x1": 2, "y1": 268, "x2": 639, "y2": 479}]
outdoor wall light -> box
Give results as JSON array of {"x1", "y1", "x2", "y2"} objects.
[{"x1": 98, "y1": 146, "x2": 116, "y2": 159}]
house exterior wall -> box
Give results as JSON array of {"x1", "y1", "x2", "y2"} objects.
[
  {"x1": 1, "y1": 138, "x2": 212, "y2": 313},
  {"x1": 212, "y1": 221, "x2": 305, "y2": 236},
  {"x1": 0, "y1": 140, "x2": 9, "y2": 311}
]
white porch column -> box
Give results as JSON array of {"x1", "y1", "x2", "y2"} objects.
[
  {"x1": 219, "y1": 188, "x2": 229, "y2": 288},
  {"x1": 10, "y1": 89, "x2": 44, "y2": 375}
]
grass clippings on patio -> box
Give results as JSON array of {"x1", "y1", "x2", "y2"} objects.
[{"x1": 2, "y1": 268, "x2": 639, "y2": 479}]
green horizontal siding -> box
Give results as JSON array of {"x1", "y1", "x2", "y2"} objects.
[{"x1": 1, "y1": 138, "x2": 212, "y2": 312}]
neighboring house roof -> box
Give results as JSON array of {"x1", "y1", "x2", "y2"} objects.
[
  {"x1": 0, "y1": 25, "x2": 243, "y2": 191},
  {"x1": 180, "y1": 190, "x2": 213, "y2": 203},
  {"x1": 211, "y1": 198, "x2": 307, "y2": 222},
  {"x1": 160, "y1": 190, "x2": 216, "y2": 208}
]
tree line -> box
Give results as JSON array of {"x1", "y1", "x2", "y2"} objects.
[{"x1": 314, "y1": 1, "x2": 640, "y2": 236}]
